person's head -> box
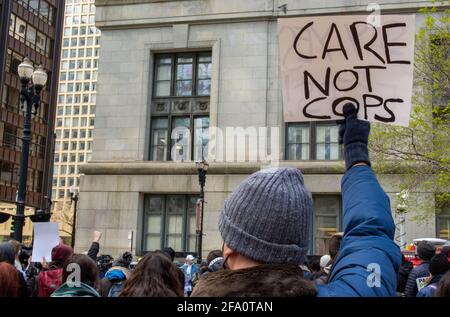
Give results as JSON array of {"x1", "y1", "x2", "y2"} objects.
[
  {"x1": 416, "y1": 241, "x2": 435, "y2": 261},
  {"x1": 436, "y1": 270, "x2": 450, "y2": 297},
  {"x1": 308, "y1": 257, "x2": 321, "y2": 273},
  {"x1": 62, "y1": 254, "x2": 99, "y2": 288},
  {"x1": 8, "y1": 240, "x2": 21, "y2": 259},
  {"x1": 320, "y1": 255, "x2": 332, "y2": 274},
  {"x1": 429, "y1": 253, "x2": 450, "y2": 277},
  {"x1": 329, "y1": 233, "x2": 343, "y2": 260},
  {"x1": 440, "y1": 246, "x2": 450, "y2": 258},
  {"x1": 161, "y1": 247, "x2": 176, "y2": 262},
  {"x1": 0, "y1": 262, "x2": 21, "y2": 297},
  {"x1": 185, "y1": 254, "x2": 195, "y2": 265},
  {"x1": 120, "y1": 251, "x2": 183, "y2": 297},
  {"x1": 51, "y1": 243, "x2": 74, "y2": 267},
  {"x1": 206, "y1": 249, "x2": 223, "y2": 264},
  {"x1": 113, "y1": 251, "x2": 133, "y2": 268},
  {"x1": 0, "y1": 242, "x2": 15, "y2": 265},
  {"x1": 219, "y1": 167, "x2": 313, "y2": 270}
]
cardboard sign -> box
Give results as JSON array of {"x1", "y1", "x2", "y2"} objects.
[
  {"x1": 278, "y1": 15, "x2": 415, "y2": 126},
  {"x1": 31, "y1": 222, "x2": 60, "y2": 262}
]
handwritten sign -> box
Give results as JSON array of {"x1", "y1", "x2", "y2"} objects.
[{"x1": 278, "y1": 15, "x2": 415, "y2": 126}]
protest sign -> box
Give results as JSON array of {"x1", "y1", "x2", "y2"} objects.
[
  {"x1": 278, "y1": 15, "x2": 415, "y2": 126},
  {"x1": 31, "y1": 222, "x2": 60, "y2": 262}
]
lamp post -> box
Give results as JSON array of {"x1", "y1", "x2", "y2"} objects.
[
  {"x1": 70, "y1": 185, "x2": 79, "y2": 248},
  {"x1": 395, "y1": 190, "x2": 409, "y2": 251},
  {"x1": 12, "y1": 58, "x2": 47, "y2": 242},
  {"x1": 195, "y1": 160, "x2": 208, "y2": 263}
]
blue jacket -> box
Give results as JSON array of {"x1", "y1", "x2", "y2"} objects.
[
  {"x1": 317, "y1": 166, "x2": 402, "y2": 297},
  {"x1": 416, "y1": 274, "x2": 441, "y2": 297}
]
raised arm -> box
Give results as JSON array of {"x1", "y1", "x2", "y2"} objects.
[{"x1": 317, "y1": 104, "x2": 401, "y2": 297}]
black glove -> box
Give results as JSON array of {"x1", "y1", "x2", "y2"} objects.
[{"x1": 338, "y1": 103, "x2": 371, "y2": 170}]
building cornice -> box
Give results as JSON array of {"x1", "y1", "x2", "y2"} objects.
[
  {"x1": 93, "y1": 0, "x2": 445, "y2": 30},
  {"x1": 80, "y1": 160, "x2": 421, "y2": 175}
]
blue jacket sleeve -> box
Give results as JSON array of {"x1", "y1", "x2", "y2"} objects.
[{"x1": 316, "y1": 165, "x2": 401, "y2": 297}]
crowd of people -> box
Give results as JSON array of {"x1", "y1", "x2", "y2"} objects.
[{"x1": 0, "y1": 104, "x2": 449, "y2": 298}]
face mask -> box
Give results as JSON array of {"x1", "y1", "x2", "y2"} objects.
[{"x1": 221, "y1": 242, "x2": 230, "y2": 270}]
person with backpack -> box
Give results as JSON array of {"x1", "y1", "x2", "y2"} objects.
[
  {"x1": 99, "y1": 251, "x2": 132, "y2": 297},
  {"x1": 37, "y1": 243, "x2": 73, "y2": 297}
]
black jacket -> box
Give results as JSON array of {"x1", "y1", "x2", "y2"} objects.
[
  {"x1": 397, "y1": 259, "x2": 413, "y2": 294},
  {"x1": 404, "y1": 261, "x2": 430, "y2": 297}
]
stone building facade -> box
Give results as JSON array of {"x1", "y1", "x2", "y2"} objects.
[{"x1": 75, "y1": 0, "x2": 447, "y2": 257}]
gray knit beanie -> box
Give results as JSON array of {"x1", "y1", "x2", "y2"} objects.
[{"x1": 218, "y1": 167, "x2": 313, "y2": 265}]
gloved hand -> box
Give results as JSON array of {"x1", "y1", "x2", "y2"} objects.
[{"x1": 338, "y1": 103, "x2": 371, "y2": 170}]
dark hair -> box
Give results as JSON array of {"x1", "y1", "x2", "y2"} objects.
[
  {"x1": 0, "y1": 262, "x2": 21, "y2": 297},
  {"x1": 329, "y1": 234, "x2": 342, "y2": 260},
  {"x1": 0, "y1": 242, "x2": 15, "y2": 265},
  {"x1": 120, "y1": 251, "x2": 183, "y2": 297},
  {"x1": 429, "y1": 253, "x2": 450, "y2": 276},
  {"x1": 436, "y1": 270, "x2": 450, "y2": 297},
  {"x1": 308, "y1": 257, "x2": 321, "y2": 273},
  {"x1": 441, "y1": 246, "x2": 450, "y2": 258},
  {"x1": 206, "y1": 249, "x2": 223, "y2": 264},
  {"x1": 161, "y1": 247, "x2": 176, "y2": 261},
  {"x1": 62, "y1": 254, "x2": 99, "y2": 288}
]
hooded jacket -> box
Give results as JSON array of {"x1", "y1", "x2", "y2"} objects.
[
  {"x1": 51, "y1": 282, "x2": 100, "y2": 297},
  {"x1": 192, "y1": 265, "x2": 316, "y2": 297}
]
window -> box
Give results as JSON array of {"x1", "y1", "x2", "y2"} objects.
[
  {"x1": 142, "y1": 195, "x2": 197, "y2": 252},
  {"x1": 287, "y1": 124, "x2": 310, "y2": 161},
  {"x1": 150, "y1": 118, "x2": 168, "y2": 161},
  {"x1": 316, "y1": 124, "x2": 340, "y2": 160},
  {"x1": 197, "y1": 56, "x2": 212, "y2": 96},
  {"x1": 437, "y1": 210, "x2": 450, "y2": 240},
  {"x1": 69, "y1": 71, "x2": 75, "y2": 81},
  {"x1": 36, "y1": 32, "x2": 46, "y2": 52},
  {"x1": 312, "y1": 195, "x2": 341, "y2": 255},
  {"x1": 154, "y1": 52, "x2": 212, "y2": 97},
  {"x1": 286, "y1": 123, "x2": 342, "y2": 160}
]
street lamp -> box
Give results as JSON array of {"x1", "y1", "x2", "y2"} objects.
[
  {"x1": 195, "y1": 160, "x2": 209, "y2": 263},
  {"x1": 395, "y1": 190, "x2": 409, "y2": 251},
  {"x1": 69, "y1": 185, "x2": 79, "y2": 248},
  {"x1": 12, "y1": 58, "x2": 47, "y2": 242}
]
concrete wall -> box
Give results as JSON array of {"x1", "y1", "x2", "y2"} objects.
[{"x1": 76, "y1": 0, "x2": 440, "y2": 256}]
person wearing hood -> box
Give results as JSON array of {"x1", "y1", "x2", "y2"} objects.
[
  {"x1": 0, "y1": 242, "x2": 28, "y2": 297},
  {"x1": 404, "y1": 241, "x2": 435, "y2": 297},
  {"x1": 99, "y1": 251, "x2": 132, "y2": 297},
  {"x1": 52, "y1": 254, "x2": 100, "y2": 297},
  {"x1": 37, "y1": 243, "x2": 73, "y2": 297},
  {"x1": 192, "y1": 104, "x2": 401, "y2": 297},
  {"x1": 417, "y1": 253, "x2": 450, "y2": 297}
]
